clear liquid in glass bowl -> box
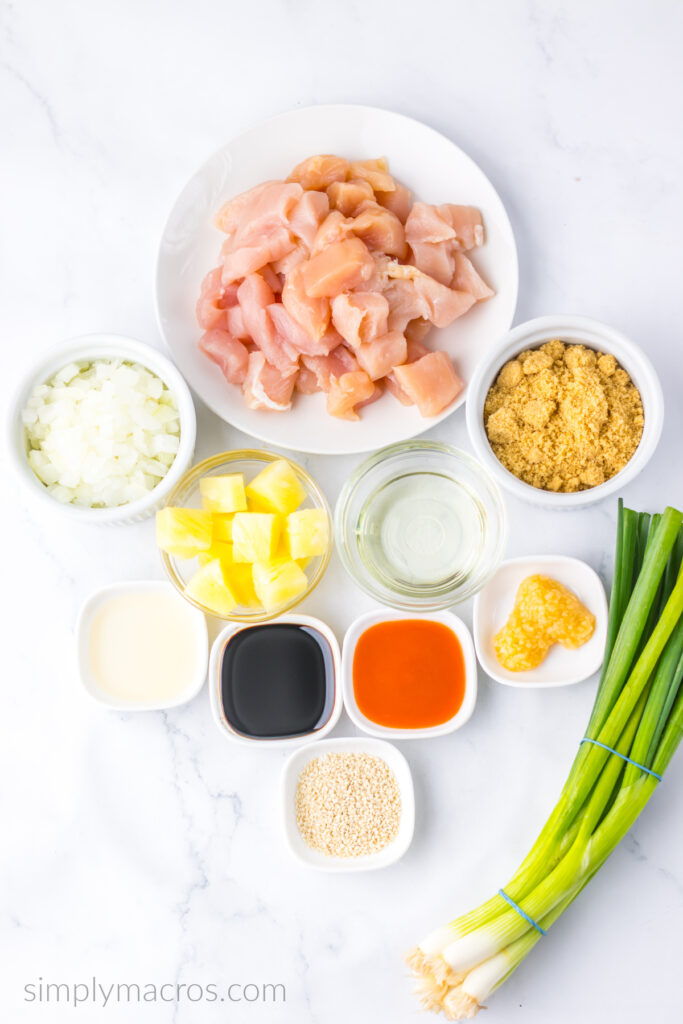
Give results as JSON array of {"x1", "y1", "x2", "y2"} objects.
[{"x1": 336, "y1": 442, "x2": 507, "y2": 611}]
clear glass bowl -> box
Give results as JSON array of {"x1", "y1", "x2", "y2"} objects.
[
  {"x1": 335, "y1": 441, "x2": 507, "y2": 611},
  {"x1": 160, "y1": 450, "x2": 333, "y2": 623}
]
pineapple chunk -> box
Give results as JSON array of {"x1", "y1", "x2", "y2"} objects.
[
  {"x1": 185, "y1": 559, "x2": 237, "y2": 617},
  {"x1": 232, "y1": 513, "x2": 280, "y2": 563},
  {"x1": 274, "y1": 536, "x2": 310, "y2": 571},
  {"x1": 253, "y1": 559, "x2": 308, "y2": 612},
  {"x1": 198, "y1": 541, "x2": 234, "y2": 568},
  {"x1": 228, "y1": 563, "x2": 260, "y2": 608},
  {"x1": 286, "y1": 509, "x2": 329, "y2": 560},
  {"x1": 246, "y1": 459, "x2": 306, "y2": 515},
  {"x1": 199, "y1": 474, "x2": 247, "y2": 513},
  {"x1": 156, "y1": 508, "x2": 213, "y2": 557},
  {"x1": 212, "y1": 514, "x2": 234, "y2": 543}
]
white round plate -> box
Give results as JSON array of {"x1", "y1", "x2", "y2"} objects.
[{"x1": 156, "y1": 104, "x2": 518, "y2": 455}]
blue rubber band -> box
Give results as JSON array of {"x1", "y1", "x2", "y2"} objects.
[
  {"x1": 498, "y1": 889, "x2": 547, "y2": 935},
  {"x1": 579, "y1": 738, "x2": 663, "y2": 781}
]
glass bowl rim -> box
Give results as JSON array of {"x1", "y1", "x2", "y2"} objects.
[
  {"x1": 334, "y1": 440, "x2": 508, "y2": 611},
  {"x1": 160, "y1": 449, "x2": 333, "y2": 623}
]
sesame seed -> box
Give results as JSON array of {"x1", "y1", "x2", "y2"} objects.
[{"x1": 295, "y1": 752, "x2": 401, "y2": 857}]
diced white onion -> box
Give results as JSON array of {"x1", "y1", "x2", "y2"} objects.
[{"x1": 23, "y1": 359, "x2": 181, "y2": 508}]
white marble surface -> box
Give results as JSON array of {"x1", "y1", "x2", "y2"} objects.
[{"x1": 2, "y1": 1, "x2": 683, "y2": 1021}]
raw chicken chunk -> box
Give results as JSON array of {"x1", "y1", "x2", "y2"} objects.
[
  {"x1": 302, "y1": 346, "x2": 360, "y2": 391},
  {"x1": 301, "y1": 237, "x2": 375, "y2": 297},
  {"x1": 288, "y1": 190, "x2": 330, "y2": 249},
  {"x1": 327, "y1": 179, "x2": 374, "y2": 216},
  {"x1": 330, "y1": 292, "x2": 389, "y2": 348},
  {"x1": 287, "y1": 154, "x2": 349, "y2": 190},
  {"x1": 450, "y1": 252, "x2": 494, "y2": 300},
  {"x1": 347, "y1": 158, "x2": 395, "y2": 193},
  {"x1": 393, "y1": 351, "x2": 464, "y2": 417},
  {"x1": 281, "y1": 265, "x2": 330, "y2": 341},
  {"x1": 242, "y1": 352, "x2": 297, "y2": 411},
  {"x1": 268, "y1": 303, "x2": 338, "y2": 357},
  {"x1": 238, "y1": 274, "x2": 298, "y2": 373},
  {"x1": 355, "y1": 330, "x2": 407, "y2": 380},
  {"x1": 327, "y1": 371, "x2": 376, "y2": 420},
  {"x1": 375, "y1": 182, "x2": 412, "y2": 223},
  {"x1": 351, "y1": 201, "x2": 407, "y2": 259},
  {"x1": 199, "y1": 329, "x2": 250, "y2": 385}
]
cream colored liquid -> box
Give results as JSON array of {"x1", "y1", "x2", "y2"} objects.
[{"x1": 88, "y1": 590, "x2": 201, "y2": 704}]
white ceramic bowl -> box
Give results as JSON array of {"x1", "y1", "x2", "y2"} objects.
[
  {"x1": 9, "y1": 334, "x2": 196, "y2": 525},
  {"x1": 465, "y1": 315, "x2": 664, "y2": 508},
  {"x1": 341, "y1": 608, "x2": 477, "y2": 738},
  {"x1": 281, "y1": 736, "x2": 415, "y2": 871},
  {"x1": 76, "y1": 580, "x2": 208, "y2": 710},
  {"x1": 156, "y1": 103, "x2": 518, "y2": 454},
  {"x1": 208, "y1": 615, "x2": 343, "y2": 748},
  {"x1": 473, "y1": 555, "x2": 608, "y2": 687}
]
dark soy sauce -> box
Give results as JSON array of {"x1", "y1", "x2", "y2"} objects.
[{"x1": 220, "y1": 624, "x2": 335, "y2": 739}]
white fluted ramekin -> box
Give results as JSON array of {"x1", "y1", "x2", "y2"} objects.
[
  {"x1": 466, "y1": 315, "x2": 664, "y2": 509},
  {"x1": 9, "y1": 334, "x2": 196, "y2": 525}
]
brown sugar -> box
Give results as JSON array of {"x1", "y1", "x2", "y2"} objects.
[{"x1": 483, "y1": 340, "x2": 644, "y2": 492}]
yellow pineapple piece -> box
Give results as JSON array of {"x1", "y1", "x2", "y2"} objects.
[
  {"x1": 156, "y1": 508, "x2": 213, "y2": 557},
  {"x1": 252, "y1": 559, "x2": 308, "y2": 612},
  {"x1": 232, "y1": 513, "x2": 280, "y2": 563},
  {"x1": 285, "y1": 509, "x2": 329, "y2": 560},
  {"x1": 198, "y1": 541, "x2": 234, "y2": 568},
  {"x1": 212, "y1": 514, "x2": 234, "y2": 543},
  {"x1": 185, "y1": 559, "x2": 237, "y2": 617},
  {"x1": 246, "y1": 459, "x2": 306, "y2": 515},
  {"x1": 274, "y1": 536, "x2": 310, "y2": 571},
  {"x1": 199, "y1": 473, "x2": 247, "y2": 513},
  {"x1": 227, "y1": 563, "x2": 260, "y2": 608}
]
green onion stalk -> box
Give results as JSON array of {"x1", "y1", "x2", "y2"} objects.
[{"x1": 406, "y1": 503, "x2": 683, "y2": 1020}]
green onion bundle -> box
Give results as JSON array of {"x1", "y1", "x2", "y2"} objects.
[{"x1": 406, "y1": 502, "x2": 683, "y2": 1021}]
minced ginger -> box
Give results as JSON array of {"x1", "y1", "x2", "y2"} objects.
[
  {"x1": 484, "y1": 340, "x2": 644, "y2": 492},
  {"x1": 494, "y1": 574, "x2": 595, "y2": 672}
]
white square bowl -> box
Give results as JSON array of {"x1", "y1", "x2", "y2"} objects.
[
  {"x1": 76, "y1": 580, "x2": 208, "y2": 710},
  {"x1": 341, "y1": 608, "x2": 478, "y2": 739},
  {"x1": 209, "y1": 615, "x2": 343, "y2": 748},
  {"x1": 281, "y1": 737, "x2": 415, "y2": 872},
  {"x1": 472, "y1": 555, "x2": 608, "y2": 687}
]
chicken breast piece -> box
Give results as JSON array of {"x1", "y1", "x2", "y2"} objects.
[
  {"x1": 331, "y1": 292, "x2": 389, "y2": 348},
  {"x1": 301, "y1": 237, "x2": 376, "y2": 298},
  {"x1": 327, "y1": 179, "x2": 374, "y2": 216},
  {"x1": 351, "y1": 201, "x2": 407, "y2": 259},
  {"x1": 375, "y1": 182, "x2": 412, "y2": 223},
  {"x1": 199, "y1": 329, "x2": 250, "y2": 385},
  {"x1": 281, "y1": 264, "x2": 330, "y2": 341},
  {"x1": 267, "y1": 303, "x2": 338, "y2": 357},
  {"x1": 392, "y1": 351, "x2": 464, "y2": 417},
  {"x1": 287, "y1": 155, "x2": 349, "y2": 190},
  {"x1": 287, "y1": 190, "x2": 330, "y2": 249},
  {"x1": 347, "y1": 158, "x2": 395, "y2": 193},
  {"x1": 242, "y1": 352, "x2": 297, "y2": 411},
  {"x1": 302, "y1": 346, "x2": 360, "y2": 392},
  {"x1": 355, "y1": 330, "x2": 407, "y2": 380},
  {"x1": 327, "y1": 371, "x2": 376, "y2": 420},
  {"x1": 450, "y1": 252, "x2": 494, "y2": 300},
  {"x1": 237, "y1": 274, "x2": 299, "y2": 373}
]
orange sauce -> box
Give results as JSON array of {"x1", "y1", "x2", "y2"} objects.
[{"x1": 352, "y1": 619, "x2": 466, "y2": 729}]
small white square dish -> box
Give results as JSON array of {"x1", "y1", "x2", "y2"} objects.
[
  {"x1": 341, "y1": 608, "x2": 477, "y2": 739},
  {"x1": 473, "y1": 555, "x2": 608, "y2": 687},
  {"x1": 76, "y1": 580, "x2": 208, "y2": 710},
  {"x1": 281, "y1": 737, "x2": 415, "y2": 872},
  {"x1": 209, "y1": 615, "x2": 342, "y2": 748}
]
